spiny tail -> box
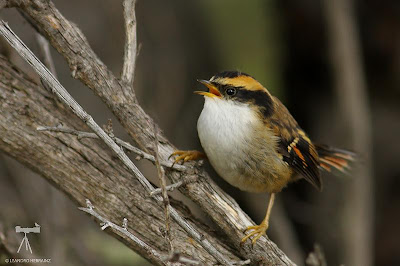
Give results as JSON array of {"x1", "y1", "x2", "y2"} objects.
[{"x1": 315, "y1": 144, "x2": 357, "y2": 174}]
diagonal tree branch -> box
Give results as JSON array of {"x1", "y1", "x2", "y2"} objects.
[
  {"x1": 2, "y1": 0, "x2": 295, "y2": 264},
  {"x1": 0, "y1": 21, "x2": 233, "y2": 265},
  {"x1": 0, "y1": 54, "x2": 239, "y2": 265}
]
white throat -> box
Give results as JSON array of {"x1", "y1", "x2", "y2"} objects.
[{"x1": 197, "y1": 97, "x2": 258, "y2": 149}]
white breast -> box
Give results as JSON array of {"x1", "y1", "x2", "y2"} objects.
[{"x1": 197, "y1": 97, "x2": 265, "y2": 191}]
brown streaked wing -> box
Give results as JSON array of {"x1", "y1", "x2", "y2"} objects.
[{"x1": 267, "y1": 98, "x2": 322, "y2": 190}]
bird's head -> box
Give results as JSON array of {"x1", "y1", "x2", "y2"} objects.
[{"x1": 195, "y1": 71, "x2": 275, "y2": 117}]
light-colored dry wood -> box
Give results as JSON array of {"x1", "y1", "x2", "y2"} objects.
[
  {"x1": 0, "y1": 55, "x2": 238, "y2": 265},
  {"x1": 1, "y1": 0, "x2": 296, "y2": 264}
]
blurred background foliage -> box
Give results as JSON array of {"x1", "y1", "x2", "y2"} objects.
[{"x1": 0, "y1": 0, "x2": 399, "y2": 265}]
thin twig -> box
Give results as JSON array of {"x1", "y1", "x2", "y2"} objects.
[
  {"x1": 150, "y1": 175, "x2": 197, "y2": 196},
  {"x1": 0, "y1": 21, "x2": 232, "y2": 265},
  {"x1": 36, "y1": 125, "x2": 186, "y2": 171},
  {"x1": 78, "y1": 199, "x2": 162, "y2": 259},
  {"x1": 153, "y1": 124, "x2": 172, "y2": 253},
  {"x1": 121, "y1": 0, "x2": 138, "y2": 86},
  {"x1": 35, "y1": 33, "x2": 57, "y2": 77}
]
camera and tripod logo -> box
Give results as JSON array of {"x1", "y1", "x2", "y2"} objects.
[
  {"x1": 15, "y1": 223, "x2": 40, "y2": 254},
  {"x1": 4, "y1": 223, "x2": 51, "y2": 264}
]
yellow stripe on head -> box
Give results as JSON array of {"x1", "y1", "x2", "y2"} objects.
[{"x1": 210, "y1": 71, "x2": 268, "y2": 92}]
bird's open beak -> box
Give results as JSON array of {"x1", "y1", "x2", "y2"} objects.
[{"x1": 195, "y1": 80, "x2": 222, "y2": 98}]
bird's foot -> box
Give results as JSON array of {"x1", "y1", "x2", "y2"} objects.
[
  {"x1": 241, "y1": 223, "x2": 269, "y2": 246},
  {"x1": 169, "y1": 150, "x2": 205, "y2": 165}
]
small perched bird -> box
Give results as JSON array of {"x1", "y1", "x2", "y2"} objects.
[{"x1": 170, "y1": 71, "x2": 355, "y2": 245}]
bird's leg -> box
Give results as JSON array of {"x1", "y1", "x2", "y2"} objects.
[
  {"x1": 241, "y1": 193, "x2": 276, "y2": 245},
  {"x1": 169, "y1": 150, "x2": 206, "y2": 165}
]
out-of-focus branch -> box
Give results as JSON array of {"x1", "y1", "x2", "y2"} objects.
[
  {"x1": 271, "y1": 200, "x2": 304, "y2": 264},
  {"x1": 0, "y1": 2, "x2": 7, "y2": 10},
  {"x1": 0, "y1": 228, "x2": 15, "y2": 258},
  {"x1": 323, "y1": 0, "x2": 374, "y2": 265},
  {"x1": 305, "y1": 244, "x2": 327, "y2": 266}
]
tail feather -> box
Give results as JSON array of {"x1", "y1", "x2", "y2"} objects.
[{"x1": 315, "y1": 144, "x2": 356, "y2": 174}]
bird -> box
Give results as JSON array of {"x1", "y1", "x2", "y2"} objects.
[{"x1": 170, "y1": 71, "x2": 356, "y2": 245}]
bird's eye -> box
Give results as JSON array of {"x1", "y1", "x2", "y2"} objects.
[{"x1": 226, "y1": 87, "x2": 236, "y2": 96}]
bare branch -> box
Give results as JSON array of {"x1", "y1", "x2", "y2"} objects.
[
  {"x1": 0, "y1": 21, "x2": 233, "y2": 265},
  {"x1": 78, "y1": 200, "x2": 162, "y2": 261},
  {"x1": 0, "y1": 21, "x2": 150, "y2": 191},
  {"x1": 150, "y1": 176, "x2": 197, "y2": 197},
  {"x1": 36, "y1": 125, "x2": 186, "y2": 171},
  {"x1": 121, "y1": 0, "x2": 138, "y2": 86},
  {"x1": 35, "y1": 33, "x2": 57, "y2": 77},
  {"x1": 0, "y1": 54, "x2": 241, "y2": 265},
  {"x1": 2, "y1": 1, "x2": 296, "y2": 263},
  {"x1": 153, "y1": 124, "x2": 173, "y2": 253}
]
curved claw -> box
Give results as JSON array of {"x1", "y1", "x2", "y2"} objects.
[
  {"x1": 169, "y1": 150, "x2": 205, "y2": 166},
  {"x1": 241, "y1": 224, "x2": 268, "y2": 246}
]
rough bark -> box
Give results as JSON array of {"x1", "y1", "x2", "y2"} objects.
[
  {"x1": 0, "y1": 55, "x2": 240, "y2": 265},
  {"x1": 1, "y1": 0, "x2": 295, "y2": 264}
]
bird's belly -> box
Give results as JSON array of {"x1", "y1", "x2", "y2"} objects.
[{"x1": 197, "y1": 99, "x2": 291, "y2": 193}]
